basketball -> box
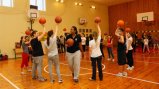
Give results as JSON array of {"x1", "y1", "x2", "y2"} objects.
[
  {"x1": 55, "y1": 16, "x2": 62, "y2": 23},
  {"x1": 39, "y1": 17, "x2": 46, "y2": 24},
  {"x1": 117, "y1": 20, "x2": 124, "y2": 27},
  {"x1": 25, "y1": 29, "x2": 31, "y2": 35},
  {"x1": 66, "y1": 38, "x2": 74, "y2": 46},
  {"x1": 125, "y1": 27, "x2": 131, "y2": 32},
  {"x1": 63, "y1": 28, "x2": 66, "y2": 31},
  {"x1": 95, "y1": 17, "x2": 101, "y2": 23}
]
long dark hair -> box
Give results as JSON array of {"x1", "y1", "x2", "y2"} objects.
[
  {"x1": 47, "y1": 30, "x2": 53, "y2": 46},
  {"x1": 72, "y1": 26, "x2": 78, "y2": 34},
  {"x1": 30, "y1": 30, "x2": 37, "y2": 37}
]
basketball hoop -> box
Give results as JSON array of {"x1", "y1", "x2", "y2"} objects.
[{"x1": 142, "y1": 20, "x2": 147, "y2": 22}]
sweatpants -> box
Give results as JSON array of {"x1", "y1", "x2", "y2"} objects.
[
  {"x1": 48, "y1": 55, "x2": 62, "y2": 81},
  {"x1": 66, "y1": 50, "x2": 81, "y2": 79},
  {"x1": 32, "y1": 56, "x2": 44, "y2": 80}
]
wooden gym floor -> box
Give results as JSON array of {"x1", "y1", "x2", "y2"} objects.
[{"x1": 0, "y1": 48, "x2": 159, "y2": 89}]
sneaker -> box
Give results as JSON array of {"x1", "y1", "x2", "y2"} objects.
[
  {"x1": 32, "y1": 76, "x2": 38, "y2": 80},
  {"x1": 58, "y1": 80, "x2": 63, "y2": 83},
  {"x1": 39, "y1": 78, "x2": 47, "y2": 82},
  {"x1": 21, "y1": 72, "x2": 26, "y2": 75},
  {"x1": 129, "y1": 66, "x2": 134, "y2": 70},
  {"x1": 107, "y1": 58, "x2": 110, "y2": 61},
  {"x1": 89, "y1": 78, "x2": 96, "y2": 81},
  {"x1": 126, "y1": 66, "x2": 131, "y2": 70},
  {"x1": 50, "y1": 80, "x2": 55, "y2": 83},
  {"x1": 116, "y1": 72, "x2": 123, "y2": 77},
  {"x1": 74, "y1": 79, "x2": 79, "y2": 83},
  {"x1": 112, "y1": 59, "x2": 115, "y2": 62},
  {"x1": 122, "y1": 72, "x2": 127, "y2": 77}
]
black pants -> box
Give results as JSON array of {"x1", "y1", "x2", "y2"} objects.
[
  {"x1": 82, "y1": 45, "x2": 86, "y2": 52},
  {"x1": 100, "y1": 46, "x2": 104, "y2": 57},
  {"x1": 126, "y1": 50, "x2": 134, "y2": 67},
  {"x1": 91, "y1": 56, "x2": 103, "y2": 80}
]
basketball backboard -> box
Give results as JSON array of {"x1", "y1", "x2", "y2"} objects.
[
  {"x1": 137, "y1": 12, "x2": 154, "y2": 22},
  {"x1": 28, "y1": 5, "x2": 39, "y2": 19}
]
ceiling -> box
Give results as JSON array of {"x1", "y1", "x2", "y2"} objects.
[{"x1": 91, "y1": 0, "x2": 134, "y2": 6}]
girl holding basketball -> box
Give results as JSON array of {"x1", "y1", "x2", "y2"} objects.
[
  {"x1": 66, "y1": 26, "x2": 84, "y2": 83},
  {"x1": 89, "y1": 23, "x2": 103, "y2": 81},
  {"x1": 115, "y1": 27, "x2": 127, "y2": 77},
  {"x1": 30, "y1": 25, "x2": 47, "y2": 82},
  {"x1": 44, "y1": 24, "x2": 63, "y2": 83}
]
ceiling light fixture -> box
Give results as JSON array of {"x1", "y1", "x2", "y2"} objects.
[
  {"x1": 75, "y1": 2, "x2": 78, "y2": 5},
  {"x1": 91, "y1": 5, "x2": 95, "y2": 9},
  {"x1": 56, "y1": 0, "x2": 64, "y2": 3},
  {"x1": 74, "y1": 2, "x2": 83, "y2": 6}
]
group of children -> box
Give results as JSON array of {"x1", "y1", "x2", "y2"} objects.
[{"x1": 19, "y1": 22, "x2": 136, "y2": 83}]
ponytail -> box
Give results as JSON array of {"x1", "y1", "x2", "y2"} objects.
[{"x1": 47, "y1": 30, "x2": 53, "y2": 46}]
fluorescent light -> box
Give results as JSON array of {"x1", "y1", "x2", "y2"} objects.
[
  {"x1": 75, "y1": 2, "x2": 78, "y2": 5},
  {"x1": 79, "y1": 3, "x2": 82, "y2": 6},
  {"x1": 60, "y1": 0, "x2": 64, "y2": 3},
  {"x1": 91, "y1": 5, "x2": 95, "y2": 9}
]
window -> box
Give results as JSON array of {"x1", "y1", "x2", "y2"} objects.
[
  {"x1": 30, "y1": 0, "x2": 46, "y2": 11},
  {"x1": 0, "y1": 0, "x2": 13, "y2": 7}
]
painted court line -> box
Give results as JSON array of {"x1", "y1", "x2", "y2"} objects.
[
  {"x1": 44, "y1": 63, "x2": 105, "y2": 76},
  {"x1": 44, "y1": 63, "x2": 159, "y2": 85},
  {"x1": 103, "y1": 72, "x2": 159, "y2": 85},
  {"x1": 135, "y1": 60, "x2": 159, "y2": 65},
  {"x1": 0, "y1": 73, "x2": 20, "y2": 89}
]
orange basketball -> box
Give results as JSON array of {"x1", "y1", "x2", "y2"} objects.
[
  {"x1": 66, "y1": 38, "x2": 74, "y2": 46},
  {"x1": 117, "y1": 20, "x2": 124, "y2": 27},
  {"x1": 95, "y1": 17, "x2": 101, "y2": 23},
  {"x1": 39, "y1": 17, "x2": 46, "y2": 24},
  {"x1": 25, "y1": 29, "x2": 31, "y2": 35},
  {"x1": 55, "y1": 16, "x2": 62, "y2": 23},
  {"x1": 125, "y1": 27, "x2": 131, "y2": 32}
]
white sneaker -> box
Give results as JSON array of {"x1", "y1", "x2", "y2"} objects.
[
  {"x1": 112, "y1": 59, "x2": 115, "y2": 62},
  {"x1": 50, "y1": 80, "x2": 55, "y2": 83},
  {"x1": 126, "y1": 66, "x2": 131, "y2": 70},
  {"x1": 21, "y1": 72, "x2": 26, "y2": 75},
  {"x1": 129, "y1": 66, "x2": 134, "y2": 70},
  {"x1": 116, "y1": 72, "x2": 123, "y2": 77},
  {"x1": 122, "y1": 72, "x2": 127, "y2": 77},
  {"x1": 58, "y1": 80, "x2": 63, "y2": 83}
]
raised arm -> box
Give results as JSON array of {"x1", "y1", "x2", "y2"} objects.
[
  {"x1": 38, "y1": 25, "x2": 46, "y2": 41},
  {"x1": 96, "y1": 24, "x2": 101, "y2": 36},
  {"x1": 52, "y1": 24, "x2": 58, "y2": 39},
  {"x1": 115, "y1": 28, "x2": 120, "y2": 36}
]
